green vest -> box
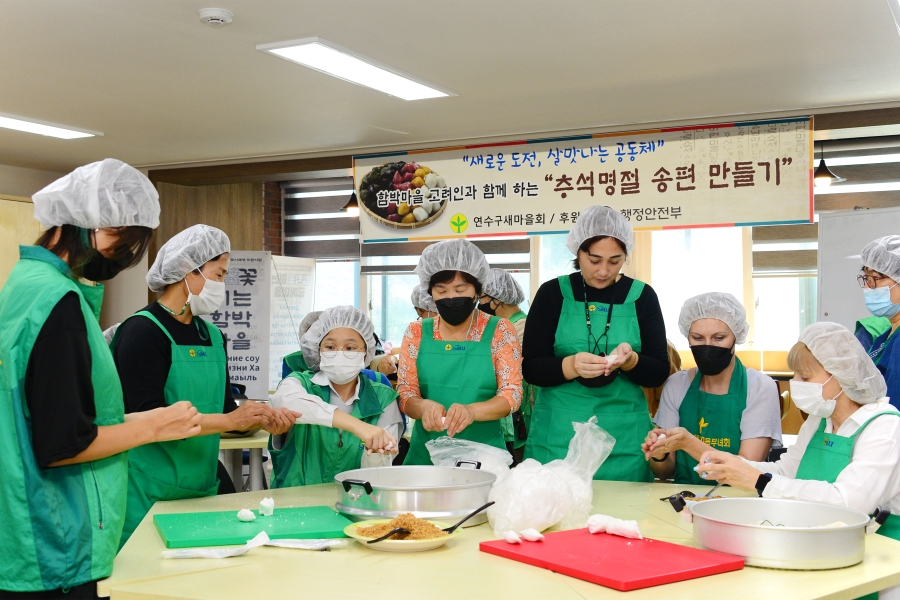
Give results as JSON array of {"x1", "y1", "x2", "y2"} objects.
[
  {"x1": 525, "y1": 276, "x2": 654, "y2": 482},
  {"x1": 856, "y1": 316, "x2": 892, "y2": 341},
  {"x1": 270, "y1": 371, "x2": 398, "y2": 486},
  {"x1": 674, "y1": 359, "x2": 747, "y2": 484},
  {"x1": 0, "y1": 246, "x2": 127, "y2": 591},
  {"x1": 501, "y1": 311, "x2": 528, "y2": 447},
  {"x1": 283, "y1": 350, "x2": 309, "y2": 374},
  {"x1": 114, "y1": 311, "x2": 226, "y2": 547},
  {"x1": 404, "y1": 316, "x2": 507, "y2": 465}
]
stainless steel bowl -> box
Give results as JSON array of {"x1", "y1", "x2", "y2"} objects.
[
  {"x1": 690, "y1": 498, "x2": 871, "y2": 570},
  {"x1": 334, "y1": 465, "x2": 496, "y2": 525}
]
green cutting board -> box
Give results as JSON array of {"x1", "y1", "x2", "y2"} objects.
[{"x1": 153, "y1": 505, "x2": 351, "y2": 549}]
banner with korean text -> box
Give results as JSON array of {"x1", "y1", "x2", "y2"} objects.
[{"x1": 353, "y1": 117, "x2": 813, "y2": 243}]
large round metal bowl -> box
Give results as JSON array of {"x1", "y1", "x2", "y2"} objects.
[
  {"x1": 334, "y1": 466, "x2": 496, "y2": 526},
  {"x1": 690, "y1": 498, "x2": 870, "y2": 570}
]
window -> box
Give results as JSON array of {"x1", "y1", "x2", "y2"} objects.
[
  {"x1": 539, "y1": 234, "x2": 574, "y2": 282},
  {"x1": 314, "y1": 261, "x2": 359, "y2": 311},
  {"x1": 752, "y1": 276, "x2": 817, "y2": 349}
]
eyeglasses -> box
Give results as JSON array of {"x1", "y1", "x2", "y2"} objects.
[
  {"x1": 320, "y1": 347, "x2": 365, "y2": 359},
  {"x1": 857, "y1": 272, "x2": 888, "y2": 289}
]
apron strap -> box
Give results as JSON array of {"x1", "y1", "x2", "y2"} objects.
[
  {"x1": 850, "y1": 411, "x2": 900, "y2": 447},
  {"x1": 558, "y1": 275, "x2": 575, "y2": 300},
  {"x1": 624, "y1": 279, "x2": 645, "y2": 303},
  {"x1": 130, "y1": 310, "x2": 177, "y2": 344},
  {"x1": 422, "y1": 318, "x2": 435, "y2": 342}
]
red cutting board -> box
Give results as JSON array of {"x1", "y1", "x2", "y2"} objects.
[{"x1": 480, "y1": 529, "x2": 744, "y2": 591}]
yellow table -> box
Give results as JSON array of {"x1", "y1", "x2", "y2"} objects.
[
  {"x1": 218, "y1": 430, "x2": 269, "y2": 492},
  {"x1": 99, "y1": 481, "x2": 900, "y2": 599}
]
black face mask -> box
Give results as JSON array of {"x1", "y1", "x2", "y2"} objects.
[
  {"x1": 80, "y1": 249, "x2": 131, "y2": 281},
  {"x1": 691, "y1": 344, "x2": 735, "y2": 376},
  {"x1": 435, "y1": 296, "x2": 477, "y2": 326},
  {"x1": 478, "y1": 299, "x2": 496, "y2": 316}
]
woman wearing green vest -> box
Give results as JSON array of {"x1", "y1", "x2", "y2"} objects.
[
  {"x1": 0, "y1": 160, "x2": 204, "y2": 598},
  {"x1": 523, "y1": 205, "x2": 669, "y2": 481},
  {"x1": 399, "y1": 239, "x2": 523, "y2": 465},
  {"x1": 480, "y1": 267, "x2": 530, "y2": 463},
  {"x1": 643, "y1": 292, "x2": 781, "y2": 483},
  {"x1": 113, "y1": 225, "x2": 297, "y2": 546},
  {"x1": 269, "y1": 306, "x2": 402, "y2": 486},
  {"x1": 698, "y1": 323, "x2": 900, "y2": 562}
]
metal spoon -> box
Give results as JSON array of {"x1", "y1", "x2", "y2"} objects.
[
  {"x1": 697, "y1": 482, "x2": 723, "y2": 500},
  {"x1": 366, "y1": 527, "x2": 410, "y2": 544},
  {"x1": 442, "y1": 501, "x2": 495, "y2": 534}
]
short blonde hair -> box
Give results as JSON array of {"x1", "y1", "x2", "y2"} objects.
[{"x1": 788, "y1": 341, "x2": 821, "y2": 376}]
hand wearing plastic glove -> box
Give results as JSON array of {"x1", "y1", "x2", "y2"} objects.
[{"x1": 696, "y1": 449, "x2": 762, "y2": 491}]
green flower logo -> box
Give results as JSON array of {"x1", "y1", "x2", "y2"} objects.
[{"x1": 450, "y1": 213, "x2": 468, "y2": 233}]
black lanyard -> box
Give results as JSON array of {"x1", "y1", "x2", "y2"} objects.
[{"x1": 582, "y1": 276, "x2": 612, "y2": 357}]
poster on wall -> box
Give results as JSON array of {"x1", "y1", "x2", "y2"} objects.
[
  {"x1": 354, "y1": 117, "x2": 813, "y2": 243},
  {"x1": 202, "y1": 251, "x2": 271, "y2": 400},
  {"x1": 269, "y1": 255, "x2": 316, "y2": 391}
]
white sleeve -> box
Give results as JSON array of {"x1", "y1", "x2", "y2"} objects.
[
  {"x1": 740, "y1": 370, "x2": 783, "y2": 442},
  {"x1": 653, "y1": 371, "x2": 690, "y2": 429},
  {"x1": 270, "y1": 377, "x2": 336, "y2": 428},
  {"x1": 758, "y1": 415, "x2": 900, "y2": 514},
  {"x1": 742, "y1": 416, "x2": 820, "y2": 478}
]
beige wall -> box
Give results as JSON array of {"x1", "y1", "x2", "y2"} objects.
[
  {"x1": 0, "y1": 196, "x2": 43, "y2": 286},
  {"x1": 0, "y1": 164, "x2": 64, "y2": 197}
]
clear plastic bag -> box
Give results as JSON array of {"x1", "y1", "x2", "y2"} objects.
[
  {"x1": 426, "y1": 437, "x2": 513, "y2": 483},
  {"x1": 488, "y1": 417, "x2": 615, "y2": 535}
]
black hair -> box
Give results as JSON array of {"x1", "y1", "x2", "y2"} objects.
[
  {"x1": 572, "y1": 235, "x2": 627, "y2": 270},
  {"x1": 36, "y1": 224, "x2": 153, "y2": 278},
  {"x1": 192, "y1": 253, "x2": 226, "y2": 276},
  {"x1": 428, "y1": 270, "x2": 483, "y2": 296}
]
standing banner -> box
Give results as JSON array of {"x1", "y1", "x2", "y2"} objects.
[
  {"x1": 203, "y1": 251, "x2": 271, "y2": 400},
  {"x1": 269, "y1": 255, "x2": 316, "y2": 391},
  {"x1": 354, "y1": 117, "x2": 813, "y2": 243}
]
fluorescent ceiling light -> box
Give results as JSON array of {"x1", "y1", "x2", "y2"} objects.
[
  {"x1": 285, "y1": 211, "x2": 357, "y2": 221},
  {"x1": 825, "y1": 153, "x2": 900, "y2": 166},
  {"x1": 0, "y1": 112, "x2": 99, "y2": 139},
  {"x1": 285, "y1": 233, "x2": 359, "y2": 242},
  {"x1": 814, "y1": 182, "x2": 900, "y2": 194},
  {"x1": 257, "y1": 37, "x2": 453, "y2": 101},
  {"x1": 285, "y1": 189, "x2": 354, "y2": 199}
]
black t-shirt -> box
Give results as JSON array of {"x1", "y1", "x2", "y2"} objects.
[
  {"x1": 522, "y1": 273, "x2": 670, "y2": 389},
  {"x1": 113, "y1": 302, "x2": 237, "y2": 414},
  {"x1": 24, "y1": 292, "x2": 98, "y2": 469}
]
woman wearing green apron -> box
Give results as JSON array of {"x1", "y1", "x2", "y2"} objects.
[
  {"x1": 0, "y1": 160, "x2": 204, "y2": 598},
  {"x1": 399, "y1": 239, "x2": 523, "y2": 465},
  {"x1": 269, "y1": 306, "x2": 402, "y2": 486},
  {"x1": 643, "y1": 292, "x2": 780, "y2": 483},
  {"x1": 859, "y1": 236, "x2": 900, "y2": 411},
  {"x1": 698, "y1": 322, "x2": 900, "y2": 598},
  {"x1": 113, "y1": 225, "x2": 296, "y2": 546},
  {"x1": 480, "y1": 267, "x2": 530, "y2": 463},
  {"x1": 523, "y1": 206, "x2": 669, "y2": 481}
]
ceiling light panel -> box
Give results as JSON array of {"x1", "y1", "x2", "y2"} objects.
[
  {"x1": 257, "y1": 37, "x2": 453, "y2": 101},
  {"x1": 0, "y1": 112, "x2": 99, "y2": 139}
]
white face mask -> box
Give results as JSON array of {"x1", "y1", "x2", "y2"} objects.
[
  {"x1": 790, "y1": 376, "x2": 842, "y2": 419},
  {"x1": 185, "y1": 272, "x2": 226, "y2": 316},
  {"x1": 319, "y1": 351, "x2": 365, "y2": 385}
]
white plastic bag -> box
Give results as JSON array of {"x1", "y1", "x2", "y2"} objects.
[
  {"x1": 426, "y1": 437, "x2": 513, "y2": 483},
  {"x1": 161, "y1": 531, "x2": 348, "y2": 559},
  {"x1": 488, "y1": 417, "x2": 615, "y2": 535}
]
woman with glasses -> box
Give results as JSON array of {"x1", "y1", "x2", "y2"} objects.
[
  {"x1": 398, "y1": 239, "x2": 523, "y2": 465},
  {"x1": 642, "y1": 293, "x2": 781, "y2": 483},
  {"x1": 858, "y1": 236, "x2": 900, "y2": 409},
  {"x1": 269, "y1": 306, "x2": 401, "y2": 486},
  {"x1": 523, "y1": 206, "x2": 670, "y2": 481}
]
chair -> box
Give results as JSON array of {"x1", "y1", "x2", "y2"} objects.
[{"x1": 780, "y1": 389, "x2": 791, "y2": 419}]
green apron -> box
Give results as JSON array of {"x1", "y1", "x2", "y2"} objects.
[
  {"x1": 404, "y1": 316, "x2": 507, "y2": 465},
  {"x1": 674, "y1": 359, "x2": 747, "y2": 484},
  {"x1": 857, "y1": 316, "x2": 892, "y2": 343},
  {"x1": 524, "y1": 276, "x2": 653, "y2": 482},
  {"x1": 501, "y1": 311, "x2": 528, "y2": 448},
  {"x1": 269, "y1": 371, "x2": 397, "y2": 486},
  {"x1": 116, "y1": 311, "x2": 226, "y2": 547},
  {"x1": 283, "y1": 350, "x2": 309, "y2": 375},
  {"x1": 795, "y1": 409, "x2": 900, "y2": 598},
  {"x1": 0, "y1": 246, "x2": 127, "y2": 591}
]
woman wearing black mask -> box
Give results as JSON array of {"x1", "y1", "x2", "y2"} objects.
[
  {"x1": 643, "y1": 292, "x2": 781, "y2": 483},
  {"x1": 398, "y1": 239, "x2": 523, "y2": 465}
]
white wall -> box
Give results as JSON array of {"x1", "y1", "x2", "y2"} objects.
[
  {"x1": 0, "y1": 163, "x2": 64, "y2": 197},
  {"x1": 99, "y1": 253, "x2": 150, "y2": 330}
]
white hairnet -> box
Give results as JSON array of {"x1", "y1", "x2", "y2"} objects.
[
  {"x1": 32, "y1": 159, "x2": 160, "y2": 230},
  {"x1": 861, "y1": 235, "x2": 900, "y2": 282},
  {"x1": 566, "y1": 205, "x2": 634, "y2": 255},
  {"x1": 799, "y1": 322, "x2": 887, "y2": 405},
  {"x1": 299, "y1": 311, "x2": 323, "y2": 337},
  {"x1": 146, "y1": 225, "x2": 231, "y2": 292},
  {"x1": 102, "y1": 323, "x2": 120, "y2": 345},
  {"x1": 300, "y1": 305, "x2": 376, "y2": 371},
  {"x1": 410, "y1": 285, "x2": 437, "y2": 313},
  {"x1": 415, "y1": 239, "x2": 490, "y2": 290},
  {"x1": 678, "y1": 292, "x2": 749, "y2": 345},
  {"x1": 484, "y1": 268, "x2": 526, "y2": 305}
]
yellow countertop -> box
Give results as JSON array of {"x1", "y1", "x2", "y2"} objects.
[
  {"x1": 100, "y1": 481, "x2": 900, "y2": 600},
  {"x1": 217, "y1": 429, "x2": 269, "y2": 450}
]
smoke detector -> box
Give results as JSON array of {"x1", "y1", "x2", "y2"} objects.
[{"x1": 199, "y1": 8, "x2": 233, "y2": 27}]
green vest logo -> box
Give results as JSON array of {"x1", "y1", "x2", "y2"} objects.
[
  {"x1": 189, "y1": 349, "x2": 196, "y2": 357},
  {"x1": 450, "y1": 214, "x2": 468, "y2": 233},
  {"x1": 698, "y1": 417, "x2": 709, "y2": 434},
  {"x1": 445, "y1": 343, "x2": 466, "y2": 352}
]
